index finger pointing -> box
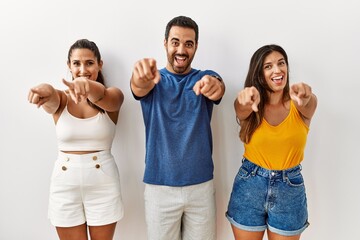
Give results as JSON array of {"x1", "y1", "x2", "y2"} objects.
[{"x1": 62, "y1": 78, "x2": 73, "y2": 88}]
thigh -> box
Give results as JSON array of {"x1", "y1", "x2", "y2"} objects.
[
  {"x1": 49, "y1": 161, "x2": 85, "y2": 227},
  {"x1": 83, "y1": 155, "x2": 124, "y2": 226},
  {"x1": 144, "y1": 184, "x2": 183, "y2": 240},
  {"x1": 56, "y1": 223, "x2": 88, "y2": 240},
  {"x1": 182, "y1": 180, "x2": 216, "y2": 240},
  {"x1": 267, "y1": 229, "x2": 301, "y2": 240},
  {"x1": 226, "y1": 166, "x2": 268, "y2": 231},
  {"x1": 231, "y1": 225, "x2": 265, "y2": 240},
  {"x1": 268, "y1": 173, "x2": 309, "y2": 236},
  {"x1": 89, "y1": 222, "x2": 117, "y2": 240},
  {"x1": 83, "y1": 179, "x2": 123, "y2": 226}
]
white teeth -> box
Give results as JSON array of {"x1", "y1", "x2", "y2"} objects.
[{"x1": 272, "y1": 76, "x2": 282, "y2": 80}]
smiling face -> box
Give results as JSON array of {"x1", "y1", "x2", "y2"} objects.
[
  {"x1": 164, "y1": 26, "x2": 197, "y2": 74},
  {"x1": 68, "y1": 48, "x2": 103, "y2": 81},
  {"x1": 263, "y1": 51, "x2": 288, "y2": 93}
]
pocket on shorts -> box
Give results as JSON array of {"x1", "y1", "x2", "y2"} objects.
[
  {"x1": 235, "y1": 166, "x2": 252, "y2": 180},
  {"x1": 98, "y1": 159, "x2": 120, "y2": 180},
  {"x1": 50, "y1": 161, "x2": 66, "y2": 181},
  {"x1": 285, "y1": 172, "x2": 304, "y2": 187}
]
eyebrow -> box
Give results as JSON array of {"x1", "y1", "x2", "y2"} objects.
[
  {"x1": 170, "y1": 38, "x2": 194, "y2": 45},
  {"x1": 264, "y1": 58, "x2": 285, "y2": 65},
  {"x1": 71, "y1": 59, "x2": 95, "y2": 62}
]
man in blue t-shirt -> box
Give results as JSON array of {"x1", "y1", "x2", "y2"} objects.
[{"x1": 130, "y1": 16, "x2": 225, "y2": 240}]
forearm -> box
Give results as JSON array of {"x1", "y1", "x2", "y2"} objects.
[
  {"x1": 42, "y1": 89, "x2": 61, "y2": 114},
  {"x1": 296, "y1": 93, "x2": 318, "y2": 120},
  {"x1": 87, "y1": 80, "x2": 106, "y2": 103},
  {"x1": 210, "y1": 77, "x2": 226, "y2": 101},
  {"x1": 234, "y1": 98, "x2": 253, "y2": 121}
]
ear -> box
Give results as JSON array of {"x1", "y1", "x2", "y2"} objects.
[
  {"x1": 99, "y1": 60, "x2": 103, "y2": 70},
  {"x1": 67, "y1": 62, "x2": 71, "y2": 71},
  {"x1": 163, "y1": 39, "x2": 167, "y2": 48}
]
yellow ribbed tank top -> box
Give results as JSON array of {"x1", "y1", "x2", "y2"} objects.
[{"x1": 244, "y1": 101, "x2": 309, "y2": 170}]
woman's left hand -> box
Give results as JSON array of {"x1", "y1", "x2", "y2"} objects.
[
  {"x1": 62, "y1": 77, "x2": 90, "y2": 104},
  {"x1": 290, "y1": 82, "x2": 312, "y2": 107}
]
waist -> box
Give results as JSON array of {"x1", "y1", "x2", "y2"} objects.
[
  {"x1": 57, "y1": 150, "x2": 113, "y2": 167},
  {"x1": 241, "y1": 158, "x2": 302, "y2": 180}
]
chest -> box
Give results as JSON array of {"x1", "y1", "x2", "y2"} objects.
[
  {"x1": 67, "y1": 101, "x2": 99, "y2": 119},
  {"x1": 264, "y1": 102, "x2": 290, "y2": 126}
]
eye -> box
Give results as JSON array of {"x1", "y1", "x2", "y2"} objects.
[
  {"x1": 185, "y1": 41, "x2": 194, "y2": 48},
  {"x1": 264, "y1": 65, "x2": 272, "y2": 70},
  {"x1": 171, "y1": 41, "x2": 179, "y2": 47},
  {"x1": 72, "y1": 61, "x2": 80, "y2": 67},
  {"x1": 279, "y1": 61, "x2": 286, "y2": 66},
  {"x1": 86, "y1": 61, "x2": 95, "y2": 66}
]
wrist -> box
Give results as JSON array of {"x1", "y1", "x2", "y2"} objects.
[{"x1": 211, "y1": 75, "x2": 222, "y2": 82}]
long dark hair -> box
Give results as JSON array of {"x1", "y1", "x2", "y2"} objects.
[
  {"x1": 67, "y1": 39, "x2": 105, "y2": 113},
  {"x1": 240, "y1": 44, "x2": 290, "y2": 143}
]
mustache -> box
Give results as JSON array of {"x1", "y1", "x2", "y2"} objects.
[{"x1": 174, "y1": 54, "x2": 189, "y2": 58}]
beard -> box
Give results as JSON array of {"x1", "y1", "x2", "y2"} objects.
[{"x1": 167, "y1": 53, "x2": 194, "y2": 74}]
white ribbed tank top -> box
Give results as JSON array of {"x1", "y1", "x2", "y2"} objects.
[{"x1": 56, "y1": 105, "x2": 116, "y2": 151}]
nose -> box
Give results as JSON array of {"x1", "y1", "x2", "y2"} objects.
[
  {"x1": 177, "y1": 44, "x2": 186, "y2": 54},
  {"x1": 273, "y1": 65, "x2": 281, "y2": 73},
  {"x1": 79, "y1": 64, "x2": 87, "y2": 74}
]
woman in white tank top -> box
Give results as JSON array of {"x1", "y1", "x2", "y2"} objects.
[{"x1": 28, "y1": 39, "x2": 124, "y2": 240}]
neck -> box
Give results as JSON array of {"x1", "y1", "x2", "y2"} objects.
[{"x1": 267, "y1": 91, "x2": 284, "y2": 105}]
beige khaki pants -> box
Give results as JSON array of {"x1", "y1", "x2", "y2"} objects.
[{"x1": 144, "y1": 180, "x2": 216, "y2": 240}]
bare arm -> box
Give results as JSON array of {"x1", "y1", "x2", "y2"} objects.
[
  {"x1": 62, "y1": 78, "x2": 124, "y2": 112},
  {"x1": 28, "y1": 83, "x2": 61, "y2": 114},
  {"x1": 234, "y1": 86, "x2": 260, "y2": 121},
  {"x1": 130, "y1": 58, "x2": 160, "y2": 97},
  {"x1": 290, "y1": 83, "x2": 318, "y2": 124},
  {"x1": 88, "y1": 82, "x2": 124, "y2": 113}
]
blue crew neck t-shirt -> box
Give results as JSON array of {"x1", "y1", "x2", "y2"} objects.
[{"x1": 137, "y1": 68, "x2": 222, "y2": 186}]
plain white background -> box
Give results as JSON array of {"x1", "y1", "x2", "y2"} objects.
[{"x1": 1, "y1": 0, "x2": 359, "y2": 239}]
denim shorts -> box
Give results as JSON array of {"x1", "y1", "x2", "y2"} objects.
[{"x1": 226, "y1": 159, "x2": 309, "y2": 236}]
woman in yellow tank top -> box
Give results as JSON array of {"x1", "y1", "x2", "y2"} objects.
[{"x1": 226, "y1": 45, "x2": 317, "y2": 240}]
